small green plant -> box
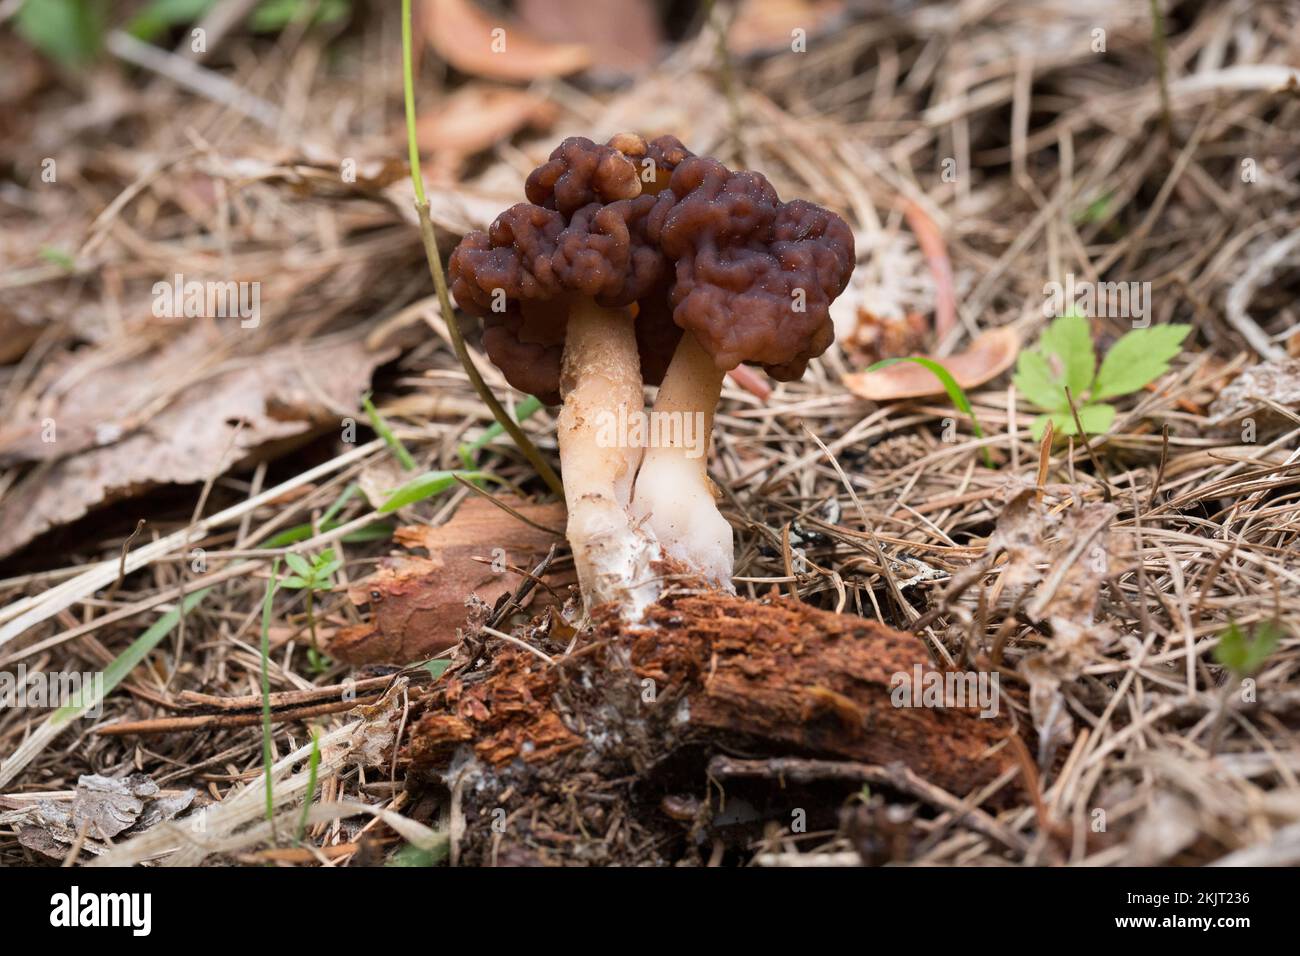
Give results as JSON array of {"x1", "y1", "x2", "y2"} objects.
[
  {"x1": 259, "y1": 559, "x2": 281, "y2": 834},
  {"x1": 296, "y1": 726, "x2": 322, "y2": 842},
  {"x1": 1014, "y1": 311, "x2": 1189, "y2": 441},
  {"x1": 1214, "y1": 619, "x2": 1282, "y2": 678},
  {"x1": 281, "y1": 549, "x2": 342, "y2": 673}
]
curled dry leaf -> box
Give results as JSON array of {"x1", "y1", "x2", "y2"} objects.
[
  {"x1": 419, "y1": 0, "x2": 591, "y2": 81},
  {"x1": 728, "y1": 0, "x2": 849, "y2": 57},
  {"x1": 842, "y1": 327, "x2": 1020, "y2": 401},
  {"x1": 517, "y1": 0, "x2": 662, "y2": 78},
  {"x1": 417, "y1": 84, "x2": 559, "y2": 169},
  {"x1": 0, "y1": 333, "x2": 395, "y2": 559},
  {"x1": 328, "y1": 496, "x2": 570, "y2": 666}
]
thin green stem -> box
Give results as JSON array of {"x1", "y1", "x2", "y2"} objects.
[
  {"x1": 259, "y1": 559, "x2": 281, "y2": 838},
  {"x1": 401, "y1": 0, "x2": 425, "y2": 207},
  {"x1": 400, "y1": 0, "x2": 564, "y2": 497}
]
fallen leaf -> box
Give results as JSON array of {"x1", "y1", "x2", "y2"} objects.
[
  {"x1": 728, "y1": 0, "x2": 848, "y2": 57},
  {"x1": 328, "y1": 496, "x2": 569, "y2": 666},
  {"x1": 417, "y1": 84, "x2": 558, "y2": 171},
  {"x1": 516, "y1": 0, "x2": 661, "y2": 77},
  {"x1": 0, "y1": 333, "x2": 395, "y2": 559},
  {"x1": 902, "y1": 199, "x2": 956, "y2": 341},
  {"x1": 0, "y1": 299, "x2": 46, "y2": 365},
  {"x1": 419, "y1": 0, "x2": 591, "y2": 81},
  {"x1": 842, "y1": 327, "x2": 1020, "y2": 401}
]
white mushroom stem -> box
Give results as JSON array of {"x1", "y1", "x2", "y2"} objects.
[
  {"x1": 557, "y1": 298, "x2": 661, "y2": 617},
  {"x1": 630, "y1": 330, "x2": 734, "y2": 589}
]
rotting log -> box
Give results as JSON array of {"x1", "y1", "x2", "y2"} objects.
[{"x1": 403, "y1": 589, "x2": 1018, "y2": 865}]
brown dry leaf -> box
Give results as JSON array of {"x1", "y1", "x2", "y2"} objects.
[
  {"x1": 729, "y1": 0, "x2": 848, "y2": 57},
  {"x1": 0, "y1": 334, "x2": 395, "y2": 559},
  {"x1": 328, "y1": 496, "x2": 569, "y2": 666},
  {"x1": 419, "y1": 0, "x2": 591, "y2": 81},
  {"x1": 417, "y1": 84, "x2": 558, "y2": 168},
  {"x1": 0, "y1": 299, "x2": 46, "y2": 365},
  {"x1": 842, "y1": 327, "x2": 1020, "y2": 401},
  {"x1": 0, "y1": 332, "x2": 214, "y2": 466},
  {"x1": 517, "y1": 0, "x2": 662, "y2": 77}
]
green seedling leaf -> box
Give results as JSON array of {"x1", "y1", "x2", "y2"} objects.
[
  {"x1": 39, "y1": 246, "x2": 77, "y2": 271},
  {"x1": 281, "y1": 575, "x2": 310, "y2": 589},
  {"x1": 250, "y1": 0, "x2": 350, "y2": 32},
  {"x1": 865, "y1": 357, "x2": 994, "y2": 467},
  {"x1": 1039, "y1": 311, "x2": 1096, "y2": 400},
  {"x1": 1031, "y1": 403, "x2": 1116, "y2": 441},
  {"x1": 386, "y1": 841, "x2": 448, "y2": 867},
  {"x1": 1014, "y1": 350, "x2": 1068, "y2": 413},
  {"x1": 1214, "y1": 619, "x2": 1283, "y2": 677},
  {"x1": 1091, "y1": 324, "x2": 1190, "y2": 401},
  {"x1": 17, "y1": 0, "x2": 106, "y2": 67},
  {"x1": 284, "y1": 552, "x2": 314, "y2": 577},
  {"x1": 1072, "y1": 191, "x2": 1112, "y2": 225},
  {"x1": 422, "y1": 658, "x2": 452, "y2": 680},
  {"x1": 127, "y1": 0, "x2": 216, "y2": 40},
  {"x1": 1013, "y1": 312, "x2": 1094, "y2": 412}
]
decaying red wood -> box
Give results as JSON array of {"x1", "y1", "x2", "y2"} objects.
[{"x1": 406, "y1": 590, "x2": 1014, "y2": 801}]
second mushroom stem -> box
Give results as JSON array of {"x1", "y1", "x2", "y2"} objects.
[
  {"x1": 557, "y1": 297, "x2": 662, "y2": 616},
  {"x1": 630, "y1": 330, "x2": 734, "y2": 589}
]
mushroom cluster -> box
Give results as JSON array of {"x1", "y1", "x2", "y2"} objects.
[{"x1": 449, "y1": 134, "x2": 855, "y2": 616}]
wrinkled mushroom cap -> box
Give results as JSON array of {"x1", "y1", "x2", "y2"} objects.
[
  {"x1": 449, "y1": 134, "x2": 691, "y2": 403},
  {"x1": 650, "y1": 155, "x2": 856, "y2": 380},
  {"x1": 448, "y1": 135, "x2": 855, "y2": 400}
]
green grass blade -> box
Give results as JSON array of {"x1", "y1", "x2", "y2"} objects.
[
  {"x1": 363, "y1": 392, "x2": 417, "y2": 471},
  {"x1": 260, "y1": 559, "x2": 281, "y2": 834},
  {"x1": 458, "y1": 395, "x2": 544, "y2": 468},
  {"x1": 296, "y1": 727, "x2": 321, "y2": 843},
  {"x1": 52, "y1": 588, "x2": 211, "y2": 727},
  {"x1": 378, "y1": 469, "x2": 502, "y2": 514},
  {"x1": 864, "y1": 357, "x2": 995, "y2": 468}
]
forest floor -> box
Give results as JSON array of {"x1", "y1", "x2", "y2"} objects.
[{"x1": 1, "y1": 0, "x2": 1298, "y2": 866}]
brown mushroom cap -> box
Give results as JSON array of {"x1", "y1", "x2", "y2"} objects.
[
  {"x1": 449, "y1": 134, "x2": 691, "y2": 403},
  {"x1": 650, "y1": 156, "x2": 856, "y2": 380}
]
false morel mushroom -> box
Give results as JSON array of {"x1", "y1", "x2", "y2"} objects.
[
  {"x1": 449, "y1": 134, "x2": 855, "y2": 614},
  {"x1": 449, "y1": 134, "x2": 689, "y2": 614},
  {"x1": 632, "y1": 155, "x2": 855, "y2": 585}
]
